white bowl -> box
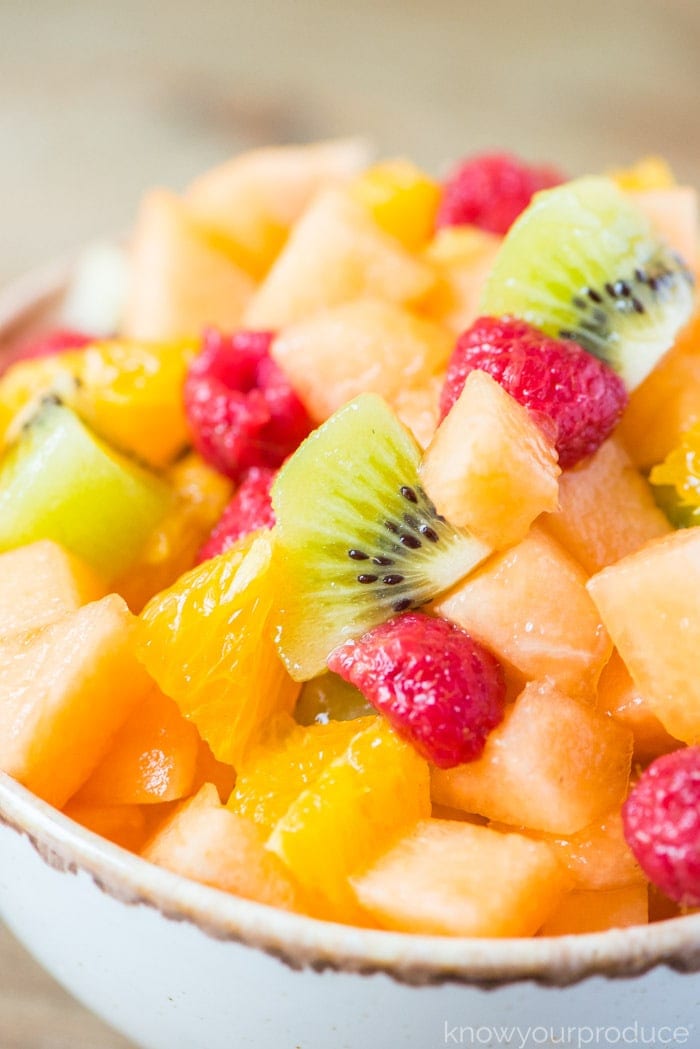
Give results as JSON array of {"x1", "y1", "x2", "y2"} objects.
[{"x1": 1, "y1": 268, "x2": 699, "y2": 1049}]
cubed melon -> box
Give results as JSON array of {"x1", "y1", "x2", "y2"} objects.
[
  {"x1": 432, "y1": 681, "x2": 633, "y2": 835},
  {"x1": 270, "y1": 298, "x2": 452, "y2": 426},
  {"x1": 542, "y1": 438, "x2": 671, "y2": 575},
  {"x1": 0, "y1": 594, "x2": 152, "y2": 807},
  {"x1": 597, "y1": 650, "x2": 680, "y2": 761},
  {"x1": 266, "y1": 718, "x2": 431, "y2": 923},
  {"x1": 422, "y1": 226, "x2": 503, "y2": 334},
  {"x1": 618, "y1": 315, "x2": 700, "y2": 470},
  {"x1": 523, "y1": 808, "x2": 645, "y2": 891},
  {"x1": 123, "y1": 190, "x2": 255, "y2": 342},
  {"x1": 631, "y1": 186, "x2": 698, "y2": 272},
  {"x1": 243, "y1": 189, "x2": 435, "y2": 329},
  {"x1": 434, "y1": 525, "x2": 611, "y2": 697},
  {"x1": 73, "y1": 686, "x2": 200, "y2": 806},
  {"x1": 393, "y1": 376, "x2": 443, "y2": 449},
  {"x1": 186, "y1": 138, "x2": 370, "y2": 277},
  {"x1": 143, "y1": 783, "x2": 300, "y2": 911},
  {"x1": 351, "y1": 819, "x2": 568, "y2": 937},
  {"x1": 421, "y1": 371, "x2": 560, "y2": 550},
  {"x1": 539, "y1": 885, "x2": 648, "y2": 936},
  {"x1": 191, "y1": 739, "x2": 236, "y2": 804},
  {"x1": 63, "y1": 799, "x2": 149, "y2": 853},
  {"x1": 588, "y1": 529, "x2": 700, "y2": 743},
  {"x1": 0, "y1": 540, "x2": 105, "y2": 638}
]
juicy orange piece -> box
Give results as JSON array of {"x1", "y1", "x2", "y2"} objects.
[
  {"x1": 137, "y1": 531, "x2": 299, "y2": 767},
  {"x1": 351, "y1": 159, "x2": 441, "y2": 251},
  {"x1": 267, "y1": 718, "x2": 430, "y2": 923},
  {"x1": 73, "y1": 686, "x2": 200, "y2": 806},
  {"x1": 0, "y1": 594, "x2": 151, "y2": 807},
  {"x1": 611, "y1": 156, "x2": 676, "y2": 192},
  {"x1": 143, "y1": 784, "x2": 301, "y2": 910},
  {"x1": 539, "y1": 885, "x2": 648, "y2": 936},
  {"x1": 352, "y1": 819, "x2": 568, "y2": 937},
  {"x1": 0, "y1": 540, "x2": 105, "y2": 639},
  {"x1": 230, "y1": 716, "x2": 377, "y2": 833},
  {"x1": 116, "y1": 452, "x2": 232, "y2": 613}
]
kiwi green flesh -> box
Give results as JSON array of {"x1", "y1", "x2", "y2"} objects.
[
  {"x1": 481, "y1": 176, "x2": 695, "y2": 391},
  {"x1": 272, "y1": 393, "x2": 490, "y2": 681},
  {"x1": 650, "y1": 482, "x2": 700, "y2": 530},
  {"x1": 295, "y1": 672, "x2": 374, "y2": 725},
  {"x1": 0, "y1": 400, "x2": 171, "y2": 580}
]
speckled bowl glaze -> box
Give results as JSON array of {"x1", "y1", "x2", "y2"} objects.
[{"x1": 1, "y1": 267, "x2": 699, "y2": 1049}]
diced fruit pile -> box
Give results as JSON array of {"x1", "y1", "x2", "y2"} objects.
[{"x1": 2, "y1": 142, "x2": 700, "y2": 938}]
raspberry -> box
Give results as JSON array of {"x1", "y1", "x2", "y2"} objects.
[
  {"x1": 622, "y1": 747, "x2": 700, "y2": 906},
  {"x1": 184, "y1": 329, "x2": 313, "y2": 482},
  {"x1": 198, "y1": 466, "x2": 276, "y2": 562},
  {"x1": 436, "y1": 152, "x2": 565, "y2": 235},
  {"x1": 440, "y1": 316, "x2": 628, "y2": 469},
  {"x1": 327, "y1": 612, "x2": 506, "y2": 769}
]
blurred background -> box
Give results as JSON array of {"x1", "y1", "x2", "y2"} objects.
[{"x1": 1, "y1": 0, "x2": 699, "y2": 1044}]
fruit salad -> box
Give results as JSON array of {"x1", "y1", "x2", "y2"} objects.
[{"x1": 1, "y1": 142, "x2": 700, "y2": 938}]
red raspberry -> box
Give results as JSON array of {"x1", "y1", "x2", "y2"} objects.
[
  {"x1": 327, "y1": 612, "x2": 506, "y2": 769},
  {"x1": 436, "y1": 152, "x2": 565, "y2": 235},
  {"x1": 184, "y1": 329, "x2": 313, "y2": 482},
  {"x1": 197, "y1": 466, "x2": 276, "y2": 563},
  {"x1": 5, "y1": 329, "x2": 93, "y2": 374},
  {"x1": 440, "y1": 316, "x2": 628, "y2": 469},
  {"x1": 622, "y1": 747, "x2": 700, "y2": 906}
]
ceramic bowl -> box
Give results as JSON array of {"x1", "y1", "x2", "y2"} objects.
[{"x1": 0, "y1": 267, "x2": 699, "y2": 1049}]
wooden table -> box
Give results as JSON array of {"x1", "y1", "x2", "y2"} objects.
[{"x1": 1, "y1": 0, "x2": 700, "y2": 1044}]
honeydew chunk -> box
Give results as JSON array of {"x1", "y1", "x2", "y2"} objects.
[
  {"x1": 434, "y1": 525, "x2": 611, "y2": 698},
  {"x1": 542, "y1": 437, "x2": 671, "y2": 575},
  {"x1": 0, "y1": 594, "x2": 152, "y2": 807},
  {"x1": 431, "y1": 681, "x2": 633, "y2": 835},
  {"x1": 243, "y1": 189, "x2": 435, "y2": 329},
  {"x1": 539, "y1": 884, "x2": 648, "y2": 936},
  {"x1": 143, "y1": 784, "x2": 300, "y2": 911},
  {"x1": 0, "y1": 540, "x2": 105, "y2": 639},
  {"x1": 421, "y1": 371, "x2": 560, "y2": 550},
  {"x1": 587, "y1": 528, "x2": 700, "y2": 743},
  {"x1": 123, "y1": 189, "x2": 255, "y2": 341},
  {"x1": 351, "y1": 819, "x2": 569, "y2": 937}
]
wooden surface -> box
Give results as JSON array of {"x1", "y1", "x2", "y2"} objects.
[{"x1": 1, "y1": 0, "x2": 700, "y2": 1044}]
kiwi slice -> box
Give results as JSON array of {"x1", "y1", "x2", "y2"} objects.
[
  {"x1": 0, "y1": 399, "x2": 171, "y2": 580},
  {"x1": 271, "y1": 393, "x2": 490, "y2": 680},
  {"x1": 481, "y1": 176, "x2": 695, "y2": 390}
]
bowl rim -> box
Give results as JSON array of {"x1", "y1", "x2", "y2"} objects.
[{"x1": 1, "y1": 261, "x2": 700, "y2": 991}]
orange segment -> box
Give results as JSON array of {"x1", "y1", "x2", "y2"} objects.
[
  {"x1": 143, "y1": 784, "x2": 301, "y2": 911},
  {"x1": 0, "y1": 540, "x2": 105, "y2": 639},
  {"x1": 116, "y1": 452, "x2": 232, "y2": 613},
  {"x1": 137, "y1": 531, "x2": 299, "y2": 767},
  {"x1": 267, "y1": 718, "x2": 431, "y2": 922},
  {"x1": 0, "y1": 594, "x2": 152, "y2": 807},
  {"x1": 73, "y1": 686, "x2": 200, "y2": 806},
  {"x1": 542, "y1": 437, "x2": 671, "y2": 575},
  {"x1": 352, "y1": 819, "x2": 568, "y2": 937},
  {"x1": 351, "y1": 159, "x2": 441, "y2": 251},
  {"x1": 230, "y1": 716, "x2": 377, "y2": 833}
]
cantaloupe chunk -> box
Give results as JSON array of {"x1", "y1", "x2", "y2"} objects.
[
  {"x1": 143, "y1": 784, "x2": 300, "y2": 911},
  {"x1": 191, "y1": 739, "x2": 236, "y2": 804},
  {"x1": 542, "y1": 438, "x2": 671, "y2": 575},
  {"x1": 597, "y1": 650, "x2": 680, "y2": 761},
  {"x1": 270, "y1": 299, "x2": 452, "y2": 425},
  {"x1": 243, "y1": 189, "x2": 435, "y2": 329},
  {"x1": 0, "y1": 540, "x2": 105, "y2": 638},
  {"x1": 631, "y1": 186, "x2": 698, "y2": 272},
  {"x1": 422, "y1": 226, "x2": 502, "y2": 334},
  {"x1": 539, "y1": 885, "x2": 648, "y2": 936},
  {"x1": 186, "y1": 138, "x2": 370, "y2": 277},
  {"x1": 0, "y1": 594, "x2": 151, "y2": 807},
  {"x1": 392, "y1": 375, "x2": 443, "y2": 449},
  {"x1": 63, "y1": 799, "x2": 149, "y2": 853},
  {"x1": 434, "y1": 526, "x2": 611, "y2": 697},
  {"x1": 266, "y1": 718, "x2": 431, "y2": 923},
  {"x1": 421, "y1": 371, "x2": 560, "y2": 550},
  {"x1": 588, "y1": 529, "x2": 700, "y2": 743},
  {"x1": 432, "y1": 681, "x2": 633, "y2": 835},
  {"x1": 73, "y1": 687, "x2": 200, "y2": 806},
  {"x1": 123, "y1": 190, "x2": 255, "y2": 341},
  {"x1": 351, "y1": 819, "x2": 568, "y2": 937},
  {"x1": 618, "y1": 315, "x2": 700, "y2": 470}
]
